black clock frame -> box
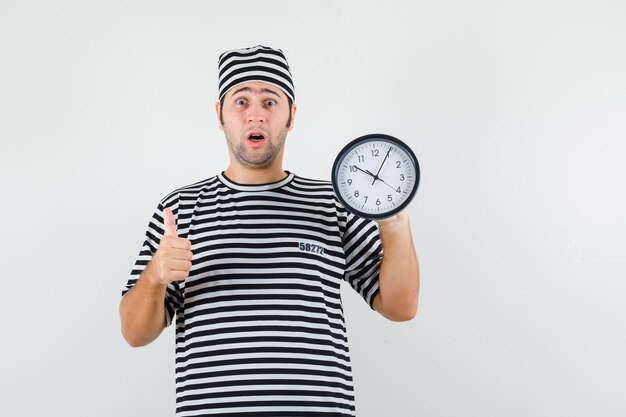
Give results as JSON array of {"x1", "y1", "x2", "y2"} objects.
[{"x1": 331, "y1": 133, "x2": 420, "y2": 220}]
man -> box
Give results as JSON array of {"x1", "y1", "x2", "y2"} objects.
[{"x1": 120, "y1": 45, "x2": 419, "y2": 416}]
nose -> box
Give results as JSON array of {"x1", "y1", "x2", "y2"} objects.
[{"x1": 247, "y1": 102, "x2": 265, "y2": 124}]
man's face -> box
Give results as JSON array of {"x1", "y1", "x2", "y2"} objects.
[{"x1": 217, "y1": 81, "x2": 296, "y2": 170}]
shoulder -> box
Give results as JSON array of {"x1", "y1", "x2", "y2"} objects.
[
  {"x1": 286, "y1": 174, "x2": 351, "y2": 218},
  {"x1": 158, "y1": 175, "x2": 221, "y2": 208},
  {"x1": 287, "y1": 174, "x2": 338, "y2": 201},
  {"x1": 289, "y1": 174, "x2": 334, "y2": 192}
]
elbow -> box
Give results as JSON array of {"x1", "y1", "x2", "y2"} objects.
[
  {"x1": 121, "y1": 326, "x2": 152, "y2": 348},
  {"x1": 389, "y1": 304, "x2": 418, "y2": 322},
  {"x1": 374, "y1": 292, "x2": 419, "y2": 322},
  {"x1": 119, "y1": 296, "x2": 156, "y2": 348},
  {"x1": 399, "y1": 309, "x2": 417, "y2": 322},
  {"x1": 380, "y1": 300, "x2": 418, "y2": 322},
  {"x1": 124, "y1": 337, "x2": 143, "y2": 349},
  {"x1": 120, "y1": 307, "x2": 153, "y2": 348},
  {"x1": 121, "y1": 326, "x2": 144, "y2": 348}
]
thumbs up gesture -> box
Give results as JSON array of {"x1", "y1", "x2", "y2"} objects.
[{"x1": 149, "y1": 208, "x2": 192, "y2": 285}]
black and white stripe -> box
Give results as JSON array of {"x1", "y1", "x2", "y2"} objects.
[
  {"x1": 218, "y1": 45, "x2": 295, "y2": 103},
  {"x1": 123, "y1": 172, "x2": 382, "y2": 416}
]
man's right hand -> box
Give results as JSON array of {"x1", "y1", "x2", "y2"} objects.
[{"x1": 148, "y1": 208, "x2": 192, "y2": 286}]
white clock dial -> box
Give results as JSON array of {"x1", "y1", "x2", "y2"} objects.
[{"x1": 331, "y1": 134, "x2": 420, "y2": 219}]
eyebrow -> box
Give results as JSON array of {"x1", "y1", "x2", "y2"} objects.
[{"x1": 230, "y1": 86, "x2": 281, "y2": 98}]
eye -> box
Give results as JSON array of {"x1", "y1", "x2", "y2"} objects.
[
  {"x1": 235, "y1": 98, "x2": 247, "y2": 106},
  {"x1": 265, "y1": 99, "x2": 277, "y2": 107}
]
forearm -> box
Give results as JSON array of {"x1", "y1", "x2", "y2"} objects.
[
  {"x1": 119, "y1": 261, "x2": 168, "y2": 347},
  {"x1": 374, "y1": 211, "x2": 420, "y2": 321}
]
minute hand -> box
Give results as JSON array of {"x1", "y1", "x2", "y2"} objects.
[{"x1": 372, "y1": 146, "x2": 392, "y2": 185}]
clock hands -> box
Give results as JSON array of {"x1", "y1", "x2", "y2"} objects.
[
  {"x1": 351, "y1": 159, "x2": 401, "y2": 194},
  {"x1": 351, "y1": 146, "x2": 400, "y2": 192},
  {"x1": 378, "y1": 177, "x2": 401, "y2": 193},
  {"x1": 371, "y1": 146, "x2": 392, "y2": 185},
  {"x1": 351, "y1": 165, "x2": 377, "y2": 180}
]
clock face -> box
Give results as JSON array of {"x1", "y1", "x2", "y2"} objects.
[{"x1": 331, "y1": 134, "x2": 420, "y2": 219}]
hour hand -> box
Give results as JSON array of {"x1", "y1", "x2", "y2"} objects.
[{"x1": 352, "y1": 165, "x2": 376, "y2": 179}]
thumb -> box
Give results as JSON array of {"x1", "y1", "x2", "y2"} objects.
[{"x1": 163, "y1": 208, "x2": 178, "y2": 237}]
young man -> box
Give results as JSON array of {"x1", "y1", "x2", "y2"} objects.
[{"x1": 120, "y1": 45, "x2": 419, "y2": 416}]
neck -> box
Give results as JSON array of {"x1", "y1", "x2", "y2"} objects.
[{"x1": 224, "y1": 164, "x2": 288, "y2": 185}]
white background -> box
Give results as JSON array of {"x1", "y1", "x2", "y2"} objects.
[{"x1": 1, "y1": 1, "x2": 625, "y2": 416}]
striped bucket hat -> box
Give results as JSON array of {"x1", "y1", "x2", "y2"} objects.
[{"x1": 218, "y1": 45, "x2": 295, "y2": 103}]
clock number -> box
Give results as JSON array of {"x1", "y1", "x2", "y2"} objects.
[
  {"x1": 400, "y1": 174, "x2": 405, "y2": 181},
  {"x1": 396, "y1": 161, "x2": 401, "y2": 168},
  {"x1": 350, "y1": 165, "x2": 357, "y2": 172},
  {"x1": 376, "y1": 199, "x2": 381, "y2": 206},
  {"x1": 396, "y1": 187, "x2": 401, "y2": 193},
  {"x1": 387, "y1": 195, "x2": 393, "y2": 202},
  {"x1": 371, "y1": 150, "x2": 379, "y2": 157},
  {"x1": 358, "y1": 155, "x2": 365, "y2": 162},
  {"x1": 354, "y1": 190, "x2": 360, "y2": 197},
  {"x1": 347, "y1": 179, "x2": 352, "y2": 185},
  {"x1": 364, "y1": 196, "x2": 368, "y2": 203}
]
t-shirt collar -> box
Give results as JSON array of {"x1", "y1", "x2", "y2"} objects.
[{"x1": 217, "y1": 171, "x2": 294, "y2": 191}]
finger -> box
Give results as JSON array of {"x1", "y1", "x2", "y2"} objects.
[
  {"x1": 165, "y1": 259, "x2": 192, "y2": 272},
  {"x1": 168, "y1": 238, "x2": 191, "y2": 251},
  {"x1": 163, "y1": 208, "x2": 178, "y2": 237},
  {"x1": 169, "y1": 270, "x2": 189, "y2": 282},
  {"x1": 170, "y1": 247, "x2": 193, "y2": 260}
]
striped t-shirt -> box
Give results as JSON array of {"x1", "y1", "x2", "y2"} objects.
[{"x1": 123, "y1": 172, "x2": 382, "y2": 417}]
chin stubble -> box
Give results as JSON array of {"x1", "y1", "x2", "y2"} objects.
[{"x1": 223, "y1": 125, "x2": 288, "y2": 169}]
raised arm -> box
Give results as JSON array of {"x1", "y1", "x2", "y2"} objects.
[
  {"x1": 372, "y1": 209, "x2": 419, "y2": 321},
  {"x1": 119, "y1": 208, "x2": 192, "y2": 347}
]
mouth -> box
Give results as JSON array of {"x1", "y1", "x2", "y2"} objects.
[{"x1": 246, "y1": 131, "x2": 266, "y2": 143}]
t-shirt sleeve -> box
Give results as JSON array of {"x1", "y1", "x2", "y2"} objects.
[
  {"x1": 341, "y1": 211, "x2": 383, "y2": 310},
  {"x1": 121, "y1": 198, "x2": 184, "y2": 327}
]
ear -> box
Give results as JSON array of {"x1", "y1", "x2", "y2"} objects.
[
  {"x1": 215, "y1": 101, "x2": 224, "y2": 131},
  {"x1": 288, "y1": 103, "x2": 297, "y2": 131}
]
